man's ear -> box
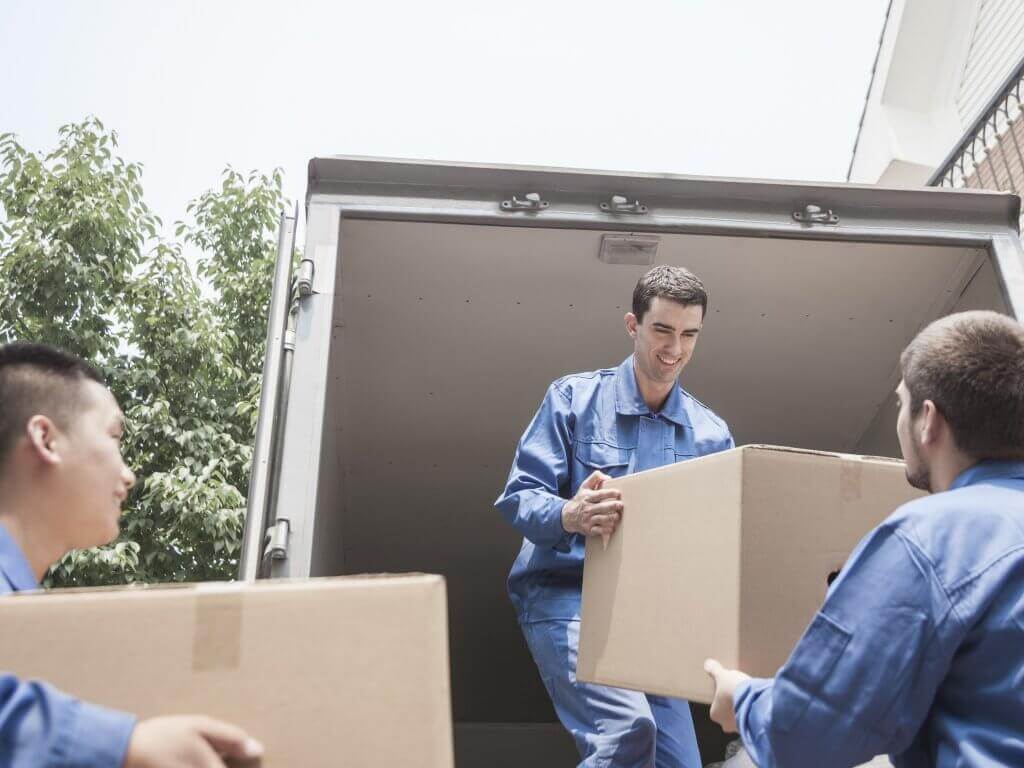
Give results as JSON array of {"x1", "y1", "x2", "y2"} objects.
[
  {"x1": 25, "y1": 415, "x2": 62, "y2": 466},
  {"x1": 625, "y1": 312, "x2": 638, "y2": 339},
  {"x1": 919, "y1": 400, "x2": 943, "y2": 448}
]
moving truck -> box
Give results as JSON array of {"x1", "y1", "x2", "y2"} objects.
[{"x1": 238, "y1": 157, "x2": 1024, "y2": 767}]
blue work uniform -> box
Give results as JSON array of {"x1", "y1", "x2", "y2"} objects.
[
  {"x1": 0, "y1": 522, "x2": 136, "y2": 768},
  {"x1": 496, "y1": 356, "x2": 734, "y2": 767},
  {"x1": 734, "y1": 460, "x2": 1024, "y2": 768}
]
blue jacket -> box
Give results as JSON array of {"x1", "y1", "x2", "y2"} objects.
[
  {"x1": 735, "y1": 460, "x2": 1024, "y2": 767},
  {"x1": 495, "y1": 356, "x2": 734, "y2": 623},
  {"x1": 0, "y1": 523, "x2": 136, "y2": 767}
]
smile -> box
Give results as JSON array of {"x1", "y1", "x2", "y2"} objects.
[{"x1": 657, "y1": 354, "x2": 681, "y2": 366}]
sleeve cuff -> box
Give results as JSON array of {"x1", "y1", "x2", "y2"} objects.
[
  {"x1": 58, "y1": 696, "x2": 137, "y2": 768},
  {"x1": 734, "y1": 677, "x2": 775, "y2": 768},
  {"x1": 549, "y1": 498, "x2": 574, "y2": 552}
]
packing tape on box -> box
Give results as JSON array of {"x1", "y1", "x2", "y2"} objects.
[
  {"x1": 192, "y1": 591, "x2": 243, "y2": 672},
  {"x1": 840, "y1": 458, "x2": 863, "y2": 502}
]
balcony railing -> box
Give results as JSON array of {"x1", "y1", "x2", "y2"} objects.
[{"x1": 929, "y1": 57, "x2": 1024, "y2": 191}]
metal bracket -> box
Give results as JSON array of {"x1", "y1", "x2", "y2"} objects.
[
  {"x1": 793, "y1": 204, "x2": 839, "y2": 225},
  {"x1": 500, "y1": 192, "x2": 549, "y2": 212},
  {"x1": 600, "y1": 195, "x2": 649, "y2": 215},
  {"x1": 262, "y1": 518, "x2": 290, "y2": 563},
  {"x1": 296, "y1": 258, "x2": 315, "y2": 296}
]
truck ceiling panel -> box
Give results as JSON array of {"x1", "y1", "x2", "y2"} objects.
[{"x1": 330, "y1": 220, "x2": 987, "y2": 453}]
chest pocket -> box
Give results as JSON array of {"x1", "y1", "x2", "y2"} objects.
[
  {"x1": 671, "y1": 430, "x2": 698, "y2": 461},
  {"x1": 573, "y1": 440, "x2": 631, "y2": 477}
]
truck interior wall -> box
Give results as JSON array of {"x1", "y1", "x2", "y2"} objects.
[
  {"x1": 302, "y1": 217, "x2": 1010, "y2": 763},
  {"x1": 853, "y1": 256, "x2": 1011, "y2": 456}
]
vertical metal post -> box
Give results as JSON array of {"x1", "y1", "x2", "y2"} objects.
[{"x1": 238, "y1": 208, "x2": 298, "y2": 581}]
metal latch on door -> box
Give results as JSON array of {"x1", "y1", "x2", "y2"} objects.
[
  {"x1": 793, "y1": 204, "x2": 839, "y2": 225},
  {"x1": 500, "y1": 192, "x2": 549, "y2": 212}
]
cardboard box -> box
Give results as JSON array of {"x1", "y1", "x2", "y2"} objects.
[
  {"x1": 0, "y1": 574, "x2": 454, "y2": 767},
  {"x1": 577, "y1": 445, "x2": 924, "y2": 704}
]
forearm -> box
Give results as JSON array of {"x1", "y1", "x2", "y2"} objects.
[
  {"x1": 0, "y1": 675, "x2": 136, "y2": 768},
  {"x1": 495, "y1": 487, "x2": 571, "y2": 550}
]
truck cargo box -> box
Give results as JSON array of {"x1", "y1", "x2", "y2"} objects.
[
  {"x1": 576, "y1": 445, "x2": 924, "y2": 702},
  {"x1": 241, "y1": 157, "x2": 1024, "y2": 766},
  {"x1": 0, "y1": 576, "x2": 454, "y2": 767}
]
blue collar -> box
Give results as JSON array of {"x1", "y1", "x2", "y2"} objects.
[
  {"x1": 0, "y1": 521, "x2": 40, "y2": 592},
  {"x1": 613, "y1": 356, "x2": 691, "y2": 427},
  {"x1": 949, "y1": 460, "x2": 1024, "y2": 492}
]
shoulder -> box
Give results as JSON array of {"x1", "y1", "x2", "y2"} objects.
[
  {"x1": 680, "y1": 388, "x2": 731, "y2": 434},
  {"x1": 888, "y1": 485, "x2": 1024, "y2": 589},
  {"x1": 550, "y1": 366, "x2": 617, "y2": 403}
]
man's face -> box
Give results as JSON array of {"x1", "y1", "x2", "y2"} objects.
[
  {"x1": 55, "y1": 381, "x2": 136, "y2": 548},
  {"x1": 896, "y1": 380, "x2": 931, "y2": 492},
  {"x1": 626, "y1": 297, "x2": 704, "y2": 387}
]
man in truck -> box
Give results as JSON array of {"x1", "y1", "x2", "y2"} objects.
[
  {"x1": 705, "y1": 310, "x2": 1024, "y2": 768},
  {"x1": 0, "y1": 342, "x2": 264, "y2": 768},
  {"x1": 496, "y1": 265, "x2": 734, "y2": 767}
]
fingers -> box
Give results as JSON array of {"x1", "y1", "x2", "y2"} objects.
[
  {"x1": 581, "y1": 470, "x2": 611, "y2": 490},
  {"x1": 191, "y1": 716, "x2": 264, "y2": 761},
  {"x1": 581, "y1": 488, "x2": 622, "y2": 504},
  {"x1": 195, "y1": 740, "x2": 229, "y2": 768},
  {"x1": 585, "y1": 513, "x2": 619, "y2": 531},
  {"x1": 704, "y1": 658, "x2": 723, "y2": 680},
  {"x1": 704, "y1": 659, "x2": 741, "y2": 733},
  {"x1": 584, "y1": 498, "x2": 623, "y2": 516}
]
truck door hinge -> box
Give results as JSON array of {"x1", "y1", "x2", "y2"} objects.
[
  {"x1": 600, "y1": 195, "x2": 649, "y2": 215},
  {"x1": 296, "y1": 258, "x2": 315, "y2": 296},
  {"x1": 793, "y1": 204, "x2": 839, "y2": 225},
  {"x1": 500, "y1": 192, "x2": 549, "y2": 212},
  {"x1": 262, "y1": 518, "x2": 290, "y2": 564}
]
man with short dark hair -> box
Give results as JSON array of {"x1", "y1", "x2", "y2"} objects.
[
  {"x1": 705, "y1": 310, "x2": 1024, "y2": 768},
  {"x1": 0, "y1": 342, "x2": 263, "y2": 768},
  {"x1": 496, "y1": 265, "x2": 734, "y2": 767}
]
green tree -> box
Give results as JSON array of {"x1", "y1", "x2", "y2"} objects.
[{"x1": 0, "y1": 117, "x2": 286, "y2": 585}]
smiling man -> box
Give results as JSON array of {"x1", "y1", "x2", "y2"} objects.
[
  {"x1": 495, "y1": 265, "x2": 734, "y2": 767},
  {"x1": 705, "y1": 310, "x2": 1024, "y2": 768},
  {"x1": 0, "y1": 342, "x2": 263, "y2": 768}
]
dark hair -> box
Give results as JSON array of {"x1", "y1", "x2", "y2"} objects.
[
  {"x1": 632, "y1": 265, "x2": 708, "y2": 322},
  {"x1": 0, "y1": 342, "x2": 105, "y2": 464},
  {"x1": 900, "y1": 311, "x2": 1024, "y2": 460}
]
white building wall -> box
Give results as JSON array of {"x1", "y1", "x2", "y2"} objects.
[
  {"x1": 848, "y1": 0, "x2": 978, "y2": 185},
  {"x1": 957, "y1": 0, "x2": 1024, "y2": 126}
]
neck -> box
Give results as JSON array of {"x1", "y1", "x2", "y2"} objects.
[
  {"x1": 632, "y1": 356, "x2": 675, "y2": 413},
  {"x1": 0, "y1": 498, "x2": 67, "y2": 584},
  {"x1": 928, "y1": 449, "x2": 977, "y2": 494}
]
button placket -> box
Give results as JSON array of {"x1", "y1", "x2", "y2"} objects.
[{"x1": 635, "y1": 416, "x2": 664, "y2": 473}]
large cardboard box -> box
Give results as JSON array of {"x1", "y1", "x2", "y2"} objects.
[
  {"x1": 576, "y1": 445, "x2": 923, "y2": 704},
  {"x1": 0, "y1": 574, "x2": 454, "y2": 767}
]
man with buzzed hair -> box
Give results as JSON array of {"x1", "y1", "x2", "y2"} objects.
[
  {"x1": 496, "y1": 265, "x2": 733, "y2": 767},
  {"x1": 706, "y1": 310, "x2": 1024, "y2": 768},
  {"x1": 0, "y1": 342, "x2": 263, "y2": 768}
]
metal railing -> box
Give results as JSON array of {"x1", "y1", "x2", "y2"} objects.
[{"x1": 929, "y1": 56, "x2": 1024, "y2": 190}]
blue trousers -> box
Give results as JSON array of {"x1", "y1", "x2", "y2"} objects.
[{"x1": 521, "y1": 618, "x2": 702, "y2": 768}]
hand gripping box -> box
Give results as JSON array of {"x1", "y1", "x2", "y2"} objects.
[
  {"x1": 0, "y1": 574, "x2": 454, "y2": 767},
  {"x1": 576, "y1": 445, "x2": 924, "y2": 704}
]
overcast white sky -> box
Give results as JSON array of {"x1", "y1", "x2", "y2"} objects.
[{"x1": 2, "y1": 0, "x2": 888, "y2": 234}]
